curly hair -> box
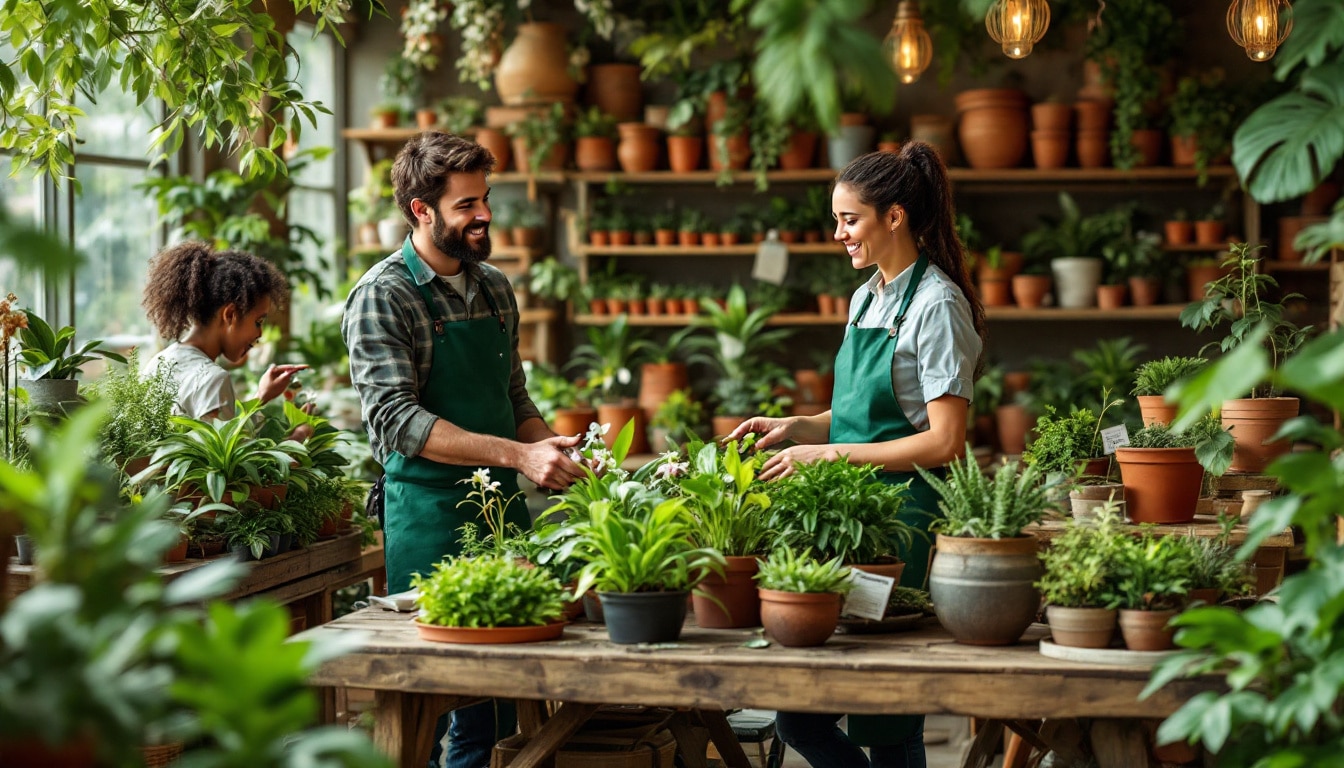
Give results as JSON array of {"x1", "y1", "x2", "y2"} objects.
[
  {"x1": 391, "y1": 131, "x2": 495, "y2": 225},
  {"x1": 142, "y1": 242, "x2": 288, "y2": 340}
]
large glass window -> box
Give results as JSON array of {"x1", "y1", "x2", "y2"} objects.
[
  {"x1": 0, "y1": 173, "x2": 45, "y2": 306},
  {"x1": 71, "y1": 164, "x2": 158, "y2": 349}
]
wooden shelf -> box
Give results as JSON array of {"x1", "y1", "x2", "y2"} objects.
[
  {"x1": 572, "y1": 312, "x2": 847, "y2": 327},
  {"x1": 984, "y1": 304, "x2": 1186, "y2": 320},
  {"x1": 518, "y1": 308, "x2": 556, "y2": 324},
  {"x1": 1262, "y1": 260, "x2": 1330, "y2": 272},
  {"x1": 567, "y1": 166, "x2": 1237, "y2": 186},
  {"x1": 576, "y1": 243, "x2": 837, "y2": 257},
  {"x1": 1162, "y1": 242, "x2": 1234, "y2": 252}
]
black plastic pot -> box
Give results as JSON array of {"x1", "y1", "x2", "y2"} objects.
[{"x1": 598, "y1": 590, "x2": 688, "y2": 644}]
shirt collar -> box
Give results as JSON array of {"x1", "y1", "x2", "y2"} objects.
[
  {"x1": 863, "y1": 261, "x2": 919, "y2": 297},
  {"x1": 403, "y1": 241, "x2": 475, "y2": 287}
]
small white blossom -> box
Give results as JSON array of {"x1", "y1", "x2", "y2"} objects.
[
  {"x1": 472, "y1": 468, "x2": 491, "y2": 487},
  {"x1": 616, "y1": 367, "x2": 631, "y2": 385}
]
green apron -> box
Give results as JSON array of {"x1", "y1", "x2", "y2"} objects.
[
  {"x1": 383, "y1": 237, "x2": 530, "y2": 596},
  {"x1": 830, "y1": 254, "x2": 944, "y2": 747}
]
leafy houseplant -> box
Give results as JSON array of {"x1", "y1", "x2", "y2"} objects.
[
  {"x1": 1110, "y1": 530, "x2": 1194, "y2": 651},
  {"x1": 574, "y1": 105, "x2": 618, "y2": 140},
  {"x1": 649, "y1": 389, "x2": 704, "y2": 450},
  {"x1": 412, "y1": 555, "x2": 566, "y2": 629},
  {"x1": 16, "y1": 309, "x2": 126, "y2": 381},
  {"x1": 1131, "y1": 355, "x2": 1207, "y2": 427},
  {"x1": 755, "y1": 547, "x2": 854, "y2": 595},
  {"x1": 921, "y1": 451, "x2": 1058, "y2": 540},
  {"x1": 566, "y1": 314, "x2": 652, "y2": 404},
  {"x1": 435, "y1": 96, "x2": 484, "y2": 135},
  {"x1": 1022, "y1": 405, "x2": 1106, "y2": 479},
  {"x1": 767, "y1": 458, "x2": 916, "y2": 569},
  {"x1": 755, "y1": 547, "x2": 853, "y2": 648},
  {"x1": 1167, "y1": 70, "x2": 1245, "y2": 183},
  {"x1": 1036, "y1": 506, "x2": 1129, "y2": 648},
  {"x1": 89, "y1": 350, "x2": 179, "y2": 468},
  {"x1": 1116, "y1": 417, "x2": 1234, "y2": 525},
  {"x1": 506, "y1": 102, "x2": 569, "y2": 174},
  {"x1": 527, "y1": 257, "x2": 581, "y2": 305}
]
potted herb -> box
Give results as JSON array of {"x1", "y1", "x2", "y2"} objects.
[
  {"x1": 919, "y1": 449, "x2": 1061, "y2": 646},
  {"x1": 412, "y1": 555, "x2": 567, "y2": 644},
  {"x1": 1131, "y1": 356, "x2": 1208, "y2": 427},
  {"x1": 506, "y1": 102, "x2": 569, "y2": 174},
  {"x1": 755, "y1": 548, "x2": 854, "y2": 648},
  {"x1": 1022, "y1": 404, "x2": 1110, "y2": 484},
  {"x1": 1036, "y1": 506, "x2": 1128, "y2": 648},
  {"x1": 1020, "y1": 193, "x2": 1132, "y2": 310},
  {"x1": 678, "y1": 438, "x2": 773, "y2": 628},
  {"x1": 1175, "y1": 524, "x2": 1252, "y2": 606},
  {"x1": 217, "y1": 504, "x2": 288, "y2": 561},
  {"x1": 1179, "y1": 242, "x2": 1311, "y2": 473},
  {"x1": 1111, "y1": 530, "x2": 1193, "y2": 651},
  {"x1": 1167, "y1": 70, "x2": 1245, "y2": 183},
  {"x1": 1115, "y1": 416, "x2": 1234, "y2": 525},
  {"x1": 648, "y1": 389, "x2": 704, "y2": 452},
  {"x1": 573, "y1": 105, "x2": 618, "y2": 172},
  {"x1": 88, "y1": 350, "x2": 178, "y2": 474},
  {"x1": 16, "y1": 309, "x2": 126, "y2": 413}
]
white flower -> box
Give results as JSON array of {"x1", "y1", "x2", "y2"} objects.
[
  {"x1": 658, "y1": 449, "x2": 682, "y2": 463},
  {"x1": 584, "y1": 422, "x2": 610, "y2": 444},
  {"x1": 471, "y1": 468, "x2": 492, "y2": 487},
  {"x1": 656, "y1": 461, "x2": 689, "y2": 479},
  {"x1": 723, "y1": 472, "x2": 736, "y2": 486},
  {"x1": 616, "y1": 367, "x2": 631, "y2": 385}
]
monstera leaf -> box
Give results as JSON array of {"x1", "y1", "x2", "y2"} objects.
[{"x1": 1233, "y1": 61, "x2": 1344, "y2": 203}]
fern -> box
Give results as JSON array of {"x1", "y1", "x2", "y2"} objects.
[{"x1": 921, "y1": 446, "x2": 1058, "y2": 539}]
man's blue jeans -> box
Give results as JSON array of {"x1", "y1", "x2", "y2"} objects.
[
  {"x1": 774, "y1": 711, "x2": 926, "y2": 768},
  {"x1": 428, "y1": 699, "x2": 517, "y2": 768}
]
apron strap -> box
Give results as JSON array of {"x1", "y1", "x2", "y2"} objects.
[
  {"x1": 401, "y1": 236, "x2": 506, "y2": 335},
  {"x1": 852, "y1": 253, "x2": 929, "y2": 335}
]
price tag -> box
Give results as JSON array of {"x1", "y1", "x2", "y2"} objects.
[
  {"x1": 1101, "y1": 424, "x2": 1130, "y2": 455},
  {"x1": 841, "y1": 570, "x2": 895, "y2": 621},
  {"x1": 751, "y1": 230, "x2": 789, "y2": 285}
]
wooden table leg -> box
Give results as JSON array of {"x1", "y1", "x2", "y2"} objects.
[
  {"x1": 667, "y1": 712, "x2": 710, "y2": 768},
  {"x1": 516, "y1": 699, "x2": 550, "y2": 738},
  {"x1": 962, "y1": 719, "x2": 1005, "y2": 768},
  {"x1": 508, "y1": 702, "x2": 601, "y2": 768},
  {"x1": 372, "y1": 691, "x2": 484, "y2": 767},
  {"x1": 1090, "y1": 719, "x2": 1148, "y2": 768},
  {"x1": 697, "y1": 709, "x2": 753, "y2": 768}
]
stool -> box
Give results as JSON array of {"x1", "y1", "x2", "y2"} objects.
[{"x1": 725, "y1": 711, "x2": 776, "y2": 768}]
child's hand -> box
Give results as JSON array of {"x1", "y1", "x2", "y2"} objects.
[{"x1": 258, "y1": 363, "x2": 309, "y2": 403}]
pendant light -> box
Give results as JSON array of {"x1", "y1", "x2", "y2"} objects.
[
  {"x1": 885, "y1": 1, "x2": 934, "y2": 85},
  {"x1": 1226, "y1": 0, "x2": 1293, "y2": 62},
  {"x1": 985, "y1": 0, "x2": 1051, "y2": 59}
]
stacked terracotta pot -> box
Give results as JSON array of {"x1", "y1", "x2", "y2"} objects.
[
  {"x1": 1074, "y1": 100, "x2": 1112, "y2": 169},
  {"x1": 1030, "y1": 102, "x2": 1072, "y2": 169},
  {"x1": 955, "y1": 89, "x2": 1029, "y2": 169}
]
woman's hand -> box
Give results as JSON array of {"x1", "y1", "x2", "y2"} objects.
[
  {"x1": 258, "y1": 364, "x2": 308, "y2": 404},
  {"x1": 725, "y1": 416, "x2": 796, "y2": 451},
  {"x1": 757, "y1": 444, "x2": 843, "y2": 482}
]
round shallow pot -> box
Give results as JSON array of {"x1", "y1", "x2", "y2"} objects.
[
  {"x1": 600, "y1": 591, "x2": 689, "y2": 644},
  {"x1": 1118, "y1": 608, "x2": 1177, "y2": 651},
  {"x1": 1115, "y1": 447, "x2": 1203, "y2": 524},
  {"x1": 1046, "y1": 605, "x2": 1117, "y2": 649},
  {"x1": 1221, "y1": 397, "x2": 1299, "y2": 474},
  {"x1": 759, "y1": 589, "x2": 841, "y2": 647},
  {"x1": 415, "y1": 620, "x2": 566, "y2": 644},
  {"x1": 693, "y1": 556, "x2": 762, "y2": 628},
  {"x1": 929, "y1": 534, "x2": 1042, "y2": 646}
]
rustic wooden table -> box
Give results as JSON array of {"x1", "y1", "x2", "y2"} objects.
[{"x1": 299, "y1": 608, "x2": 1217, "y2": 768}]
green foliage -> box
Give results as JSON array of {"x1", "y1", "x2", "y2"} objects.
[
  {"x1": 1127, "y1": 415, "x2": 1234, "y2": 477},
  {"x1": 1024, "y1": 405, "x2": 1103, "y2": 476},
  {"x1": 290, "y1": 315, "x2": 349, "y2": 381},
  {"x1": 1035, "y1": 506, "x2": 1128, "y2": 608},
  {"x1": 528, "y1": 257, "x2": 581, "y2": 304},
  {"x1": 1131, "y1": 356, "x2": 1208, "y2": 397},
  {"x1": 677, "y1": 439, "x2": 773, "y2": 556},
  {"x1": 216, "y1": 504, "x2": 289, "y2": 560},
  {"x1": 1021, "y1": 192, "x2": 1134, "y2": 263},
  {"x1": 1110, "y1": 529, "x2": 1192, "y2": 610},
  {"x1": 1102, "y1": 229, "x2": 1163, "y2": 282},
  {"x1": 435, "y1": 96, "x2": 484, "y2": 135},
  {"x1": 413, "y1": 555, "x2": 566, "y2": 628},
  {"x1": 505, "y1": 102, "x2": 569, "y2": 174},
  {"x1": 1083, "y1": 0, "x2": 1181, "y2": 169},
  {"x1": 1180, "y1": 243, "x2": 1312, "y2": 396},
  {"x1": 89, "y1": 350, "x2": 179, "y2": 463},
  {"x1": 1168, "y1": 70, "x2": 1252, "y2": 184},
  {"x1": 574, "y1": 105, "x2": 618, "y2": 139},
  {"x1": 767, "y1": 458, "x2": 917, "y2": 564},
  {"x1": 688, "y1": 283, "x2": 792, "y2": 381},
  {"x1": 921, "y1": 448, "x2": 1059, "y2": 539},
  {"x1": 754, "y1": 547, "x2": 854, "y2": 594},
  {"x1": 0, "y1": 0, "x2": 348, "y2": 183},
  {"x1": 650, "y1": 389, "x2": 705, "y2": 446},
  {"x1": 16, "y1": 308, "x2": 126, "y2": 380},
  {"x1": 886, "y1": 585, "x2": 933, "y2": 615},
  {"x1": 626, "y1": 10, "x2": 745, "y2": 81},
  {"x1": 283, "y1": 474, "x2": 346, "y2": 546},
  {"x1": 972, "y1": 364, "x2": 1004, "y2": 417},
  {"x1": 525, "y1": 362, "x2": 589, "y2": 422},
  {"x1": 566, "y1": 314, "x2": 653, "y2": 402},
  {"x1": 1177, "y1": 525, "x2": 1253, "y2": 597}
]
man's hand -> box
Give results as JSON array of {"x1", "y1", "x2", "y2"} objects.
[{"x1": 516, "y1": 434, "x2": 586, "y2": 490}]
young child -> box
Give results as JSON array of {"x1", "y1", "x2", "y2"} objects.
[{"x1": 142, "y1": 242, "x2": 307, "y2": 420}]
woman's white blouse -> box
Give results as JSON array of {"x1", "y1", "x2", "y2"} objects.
[{"x1": 844, "y1": 261, "x2": 981, "y2": 431}]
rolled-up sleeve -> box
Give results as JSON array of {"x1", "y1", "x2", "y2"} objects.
[
  {"x1": 913, "y1": 296, "x2": 980, "y2": 404},
  {"x1": 342, "y1": 280, "x2": 438, "y2": 461}
]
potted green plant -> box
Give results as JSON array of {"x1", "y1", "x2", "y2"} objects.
[
  {"x1": 687, "y1": 284, "x2": 792, "y2": 432},
  {"x1": 1131, "y1": 356, "x2": 1208, "y2": 427},
  {"x1": 677, "y1": 438, "x2": 773, "y2": 628},
  {"x1": 566, "y1": 314, "x2": 652, "y2": 454},
  {"x1": 648, "y1": 389, "x2": 703, "y2": 453},
  {"x1": 1194, "y1": 202, "x2": 1228, "y2": 246},
  {"x1": 1022, "y1": 404, "x2": 1111, "y2": 484},
  {"x1": 510, "y1": 200, "x2": 547, "y2": 248},
  {"x1": 573, "y1": 105, "x2": 618, "y2": 172},
  {"x1": 1167, "y1": 70, "x2": 1245, "y2": 182},
  {"x1": 1163, "y1": 209, "x2": 1193, "y2": 246},
  {"x1": 754, "y1": 547, "x2": 854, "y2": 648},
  {"x1": 435, "y1": 95, "x2": 484, "y2": 135},
  {"x1": 1036, "y1": 505, "x2": 1128, "y2": 648},
  {"x1": 284, "y1": 473, "x2": 346, "y2": 546},
  {"x1": 88, "y1": 350, "x2": 178, "y2": 474},
  {"x1": 527, "y1": 257, "x2": 580, "y2": 307},
  {"x1": 1110, "y1": 529, "x2": 1193, "y2": 651},
  {"x1": 919, "y1": 448, "x2": 1061, "y2": 646},
  {"x1": 506, "y1": 102, "x2": 570, "y2": 174},
  {"x1": 1020, "y1": 193, "x2": 1133, "y2": 309},
  {"x1": 1114, "y1": 416, "x2": 1234, "y2": 525},
  {"x1": 1180, "y1": 242, "x2": 1311, "y2": 473},
  {"x1": 412, "y1": 553, "x2": 568, "y2": 644},
  {"x1": 16, "y1": 309, "x2": 126, "y2": 413},
  {"x1": 637, "y1": 326, "x2": 695, "y2": 421},
  {"x1": 217, "y1": 504, "x2": 287, "y2": 561},
  {"x1": 1174, "y1": 523, "x2": 1253, "y2": 607},
  {"x1": 568, "y1": 483, "x2": 725, "y2": 644}
]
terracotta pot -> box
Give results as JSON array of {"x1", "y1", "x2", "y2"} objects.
[
  {"x1": 723, "y1": 232, "x2": 742, "y2": 245},
  {"x1": 584, "y1": 63, "x2": 642, "y2": 122},
  {"x1": 1221, "y1": 397, "x2": 1299, "y2": 473},
  {"x1": 995, "y1": 403, "x2": 1032, "y2": 455},
  {"x1": 792, "y1": 369, "x2": 835, "y2": 407},
  {"x1": 1194, "y1": 220, "x2": 1226, "y2": 246},
  {"x1": 667, "y1": 135, "x2": 703, "y2": 172},
  {"x1": 1115, "y1": 447, "x2": 1204, "y2": 524},
  {"x1": 1128, "y1": 276, "x2": 1162, "y2": 307},
  {"x1": 616, "y1": 123, "x2": 660, "y2": 172},
  {"x1": 835, "y1": 295, "x2": 851, "y2": 316},
  {"x1": 415, "y1": 619, "x2": 566, "y2": 644},
  {"x1": 851, "y1": 559, "x2": 906, "y2": 584},
  {"x1": 1073, "y1": 100, "x2": 1112, "y2": 131},
  {"x1": 597, "y1": 403, "x2": 648, "y2": 455},
  {"x1": 677, "y1": 231, "x2": 700, "y2": 247},
  {"x1": 1186, "y1": 588, "x2": 1221, "y2": 608},
  {"x1": 681, "y1": 298, "x2": 700, "y2": 315},
  {"x1": 588, "y1": 230, "x2": 609, "y2": 247},
  {"x1": 495, "y1": 22, "x2": 577, "y2": 105},
  {"x1": 1096, "y1": 283, "x2": 1128, "y2": 310},
  {"x1": 608, "y1": 230, "x2": 632, "y2": 246},
  {"x1": 511, "y1": 135, "x2": 569, "y2": 172},
  {"x1": 778, "y1": 131, "x2": 818, "y2": 170},
  {"x1": 574, "y1": 136, "x2": 617, "y2": 171},
  {"x1": 626, "y1": 298, "x2": 646, "y2": 315},
  {"x1": 779, "y1": 230, "x2": 801, "y2": 244},
  {"x1": 758, "y1": 589, "x2": 841, "y2": 647},
  {"x1": 651, "y1": 229, "x2": 675, "y2": 247},
  {"x1": 1046, "y1": 605, "x2": 1117, "y2": 649},
  {"x1": 644, "y1": 298, "x2": 664, "y2": 316},
  {"x1": 513, "y1": 226, "x2": 543, "y2": 248},
  {"x1": 701, "y1": 231, "x2": 721, "y2": 247},
  {"x1": 249, "y1": 482, "x2": 288, "y2": 510},
  {"x1": 415, "y1": 108, "x2": 438, "y2": 130},
  {"x1": 604, "y1": 298, "x2": 625, "y2": 315},
  {"x1": 638, "y1": 362, "x2": 690, "y2": 422},
  {"x1": 978, "y1": 277, "x2": 1013, "y2": 307},
  {"x1": 705, "y1": 90, "x2": 730, "y2": 129},
  {"x1": 712, "y1": 414, "x2": 749, "y2": 439},
  {"x1": 1137, "y1": 395, "x2": 1178, "y2": 427},
  {"x1": 585, "y1": 298, "x2": 607, "y2": 314},
  {"x1": 1187, "y1": 262, "x2": 1231, "y2": 301},
  {"x1": 694, "y1": 556, "x2": 762, "y2": 628},
  {"x1": 1164, "y1": 220, "x2": 1194, "y2": 245},
  {"x1": 929, "y1": 534, "x2": 1042, "y2": 646},
  {"x1": 1005, "y1": 370, "x2": 1034, "y2": 398},
  {"x1": 955, "y1": 88, "x2": 1029, "y2": 169},
  {"x1": 1031, "y1": 102, "x2": 1073, "y2": 132},
  {"x1": 816, "y1": 293, "x2": 837, "y2": 315},
  {"x1": 1278, "y1": 215, "x2": 1329, "y2": 261},
  {"x1": 1129, "y1": 128, "x2": 1164, "y2": 168},
  {"x1": 552, "y1": 407, "x2": 597, "y2": 438},
  {"x1": 493, "y1": 227, "x2": 515, "y2": 247},
  {"x1": 1118, "y1": 608, "x2": 1177, "y2": 651},
  {"x1": 475, "y1": 127, "x2": 512, "y2": 171},
  {"x1": 909, "y1": 114, "x2": 956, "y2": 164},
  {"x1": 1078, "y1": 60, "x2": 1112, "y2": 101},
  {"x1": 1075, "y1": 128, "x2": 1110, "y2": 169},
  {"x1": 164, "y1": 533, "x2": 189, "y2": 564},
  {"x1": 877, "y1": 141, "x2": 902, "y2": 154},
  {"x1": 1011, "y1": 274, "x2": 1052, "y2": 308},
  {"x1": 709, "y1": 131, "x2": 751, "y2": 171},
  {"x1": 1170, "y1": 134, "x2": 1198, "y2": 167},
  {"x1": 1031, "y1": 130, "x2": 1070, "y2": 169}
]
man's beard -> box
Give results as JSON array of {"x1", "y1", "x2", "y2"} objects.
[{"x1": 432, "y1": 213, "x2": 491, "y2": 265}]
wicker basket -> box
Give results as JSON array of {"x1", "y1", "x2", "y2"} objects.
[
  {"x1": 140, "y1": 742, "x2": 184, "y2": 767},
  {"x1": 490, "y1": 727, "x2": 676, "y2": 768}
]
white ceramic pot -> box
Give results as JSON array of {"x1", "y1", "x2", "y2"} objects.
[
  {"x1": 1050, "y1": 257, "x2": 1103, "y2": 309},
  {"x1": 377, "y1": 217, "x2": 407, "y2": 250}
]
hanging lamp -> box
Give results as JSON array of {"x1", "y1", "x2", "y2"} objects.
[
  {"x1": 885, "y1": 1, "x2": 934, "y2": 85},
  {"x1": 1226, "y1": 0, "x2": 1293, "y2": 62},
  {"x1": 985, "y1": 0, "x2": 1051, "y2": 59}
]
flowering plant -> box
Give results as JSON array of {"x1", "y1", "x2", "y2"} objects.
[
  {"x1": 1, "y1": 293, "x2": 29, "y2": 464},
  {"x1": 457, "y1": 467, "x2": 525, "y2": 558}
]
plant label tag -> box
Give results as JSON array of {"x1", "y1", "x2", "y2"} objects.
[
  {"x1": 842, "y1": 570, "x2": 895, "y2": 621},
  {"x1": 1101, "y1": 425, "x2": 1130, "y2": 455},
  {"x1": 752, "y1": 230, "x2": 789, "y2": 285}
]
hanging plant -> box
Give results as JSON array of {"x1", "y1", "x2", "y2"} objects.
[{"x1": 399, "y1": 0, "x2": 448, "y2": 71}]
